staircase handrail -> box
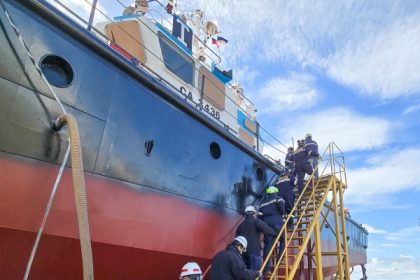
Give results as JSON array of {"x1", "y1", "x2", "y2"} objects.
[
  {"x1": 259, "y1": 142, "x2": 347, "y2": 279},
  {"x1": 259, "y1": 143, "x2": 331, "y2": 274}
]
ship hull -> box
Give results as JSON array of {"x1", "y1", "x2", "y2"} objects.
[
  {"x1": 0, "y1": 154, "x2": 367, "y2": 279},
  {"x1": 0, "y1": 0, "x2": 367, "y2": 279}
]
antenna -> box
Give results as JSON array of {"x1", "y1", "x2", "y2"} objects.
[
  {"x1": 203, "y1": 0, "x2": 208, "y2": 14},
  {"x1": 234, "y1": 40, "x2": 238, "y2": 84}
]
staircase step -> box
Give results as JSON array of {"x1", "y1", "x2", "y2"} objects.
[
  {"x1": 301, "y1": 194, "x2": 324, "y2": 200},
  {"x1": 296, "y1": 206, "x2": 316, "y2": 210},
  {"x1": 300, "y1": 195, "x2": 323, "y2": 200},
  {"x1": 300, "y1": 198, "x2": 323, "y2": 203},
  {"x1": 299, "y1": 213, "x2": 317, "y2": 218},
  {"x1": 297, "y1": 204, "x2": 317, "y2": 209},
  {"x1": 288, "y1": 228, "x2": 306, "y2": 233},
  {"x1": 307, "y1": 191, "x2": 326, "y2": 197},
  {"x1": 298, "y1": 203, "x2": 318, "y2": 207},
  {"x1": 291, "y1": 236, "x2": 304, "y2": 240},
  {"x1": 265, "y1": 273, "x2": 286, "y2": 280},
  {"x1": 295, "y1": 208, "x2": 316, "y2": 214},
  {"x1": 295, "y1": 221, "x2": 311, "y2": 225},
  {"x1": 295, "y1": 209, "x2": 315, "y2": 213},
  {"x1": 301, "y1": 197, "x2": 324, "y2": 202},
  {"x1": 278, "y1": 262, "x2": 294, "y2": 268}
]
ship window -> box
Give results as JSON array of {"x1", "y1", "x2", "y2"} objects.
[
  {"x1": 255, "y1": 167, "x2": 264, "y2": 181},
  {"x1": 210, "y1": 142, "x2": 221, "y2": 159},
  {"x1": 158, "y1": 32, "x2": 194, "y2": 85},
  {"x1": 144, "y1": 140, "x2": 154, "y2": 156},
  {"x1": 40, "y1": 55, "x2": 73, "y2": 88}
]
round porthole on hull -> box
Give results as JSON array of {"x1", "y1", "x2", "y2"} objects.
[
  {"x1": 40, "y1": 55, "x2": 74, "y2": 88},
  {"x1": 210, "y1": 142, "x2": 221, "y2": 159}
]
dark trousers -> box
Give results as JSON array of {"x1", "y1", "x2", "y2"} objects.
[
  {"x1": 309, "y1": 157, "x2": 319, "y2": 178},
  {"x1": 262, "y1": 222, "x2": 285, "y2": 274},
  {"x1": 296, "y1": 163, "x2": 313, "y2": 193},
  {"x1": 286, "y1": 162, "x2": 295, "y2": 174},
  {"x1": 284, "y1": 191, "x2": 294, "y2": 213},
  {"x1": 244, "y1": 253, "x2": 263, "y2": 271},
  {"x1": 285, "y1": 192, "x2": 295, "y2": 228}
]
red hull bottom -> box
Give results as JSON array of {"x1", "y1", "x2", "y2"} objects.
[
  {"x1": 0, "y1": 155, "x2": 365, "y2": 279},
  {"x1": 1, "y1": 227, "x2": 210, "y2": 280}
]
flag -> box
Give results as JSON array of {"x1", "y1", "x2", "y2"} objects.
[
  {"x1": 212, "y1": 36, "x2": 228, "y2": 48},
  {"x1": 216, "y1": 36, "x2": 228, "y2": 44}
]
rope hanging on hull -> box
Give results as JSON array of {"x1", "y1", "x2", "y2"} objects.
[
  {"x1": 23, "y1": 145, "x2": 71, "y2": 280},
  {"x1": 53, "y1": 114, "x2": 94, "y2": 280}
]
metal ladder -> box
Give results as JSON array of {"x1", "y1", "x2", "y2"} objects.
[{"x1": 260, "y1": 143, "x2": 351, "y2": 280}]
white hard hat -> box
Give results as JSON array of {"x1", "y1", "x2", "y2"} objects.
[
  {"x1": 245, "y1": 206, "x2": 256, "y2": 213},
  {"x1": 179, "y1": 262, "x2": 202, "y2": 278},
  {"x1": 234, "y1": 236, "x2": 248, "y2": 249}
]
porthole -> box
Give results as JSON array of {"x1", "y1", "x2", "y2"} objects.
[
  {"x1": 255, "y1": 167, "x2": 264, "y2": 181},
  {"x1": 210, "y1": 142, "x2": 221, "y2": 159},
  {"x1": 40, "y1": 55, "x2": 74, "y2": 88}
]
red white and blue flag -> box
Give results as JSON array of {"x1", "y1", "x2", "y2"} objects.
[{"x1": 212, "y1": 36, "x2": 228, "y2": 48}]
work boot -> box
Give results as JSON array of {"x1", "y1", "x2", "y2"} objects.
[{"x1": 287, "y1": 214, "x2": 294, "y2": 230}]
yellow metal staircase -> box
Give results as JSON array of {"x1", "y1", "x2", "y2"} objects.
[{"x1": 260, "y1": 143, "x2": 351, "y2": 280}]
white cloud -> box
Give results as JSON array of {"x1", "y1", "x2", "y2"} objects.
[
  {"x1": 362, "y1": 224, "x2": 420, "y2": 242},
  {"x1": 384, "y1": 226, "x2": 420, "y2": 242},
  {"x1": 382, "y1": 243, "x2": 399, "y2": 247},
  {"x1": 278, "y1": 107, "x2": 393, "y2": 152},
  {"x1": 362, "y1": 224, "x2": 387, "y2": 235},
  {"x1": 351, "y1": 256, "x2": 420, "y2": 280},
  {"x1": 180, "y1": 0, "x2": 420, "y2": 99},
  {"x1": 257, "y1": 73, "x2": 320, "y2": 113},
  {"x1": 403, "y1": 102, "x2": 420, "y2": 115},
  {"x1": 233, "y1": 65, "x2": 260, "y2": 89},
  {"x1": 261, "y1": 144, "x2": 287, "y2": 162},
  {"x1": 46, "y1": 0, "x2": 108, "y2": 24},
  {"x1": 345, "y1": 148, "x2": 420, "y2": 205},
  {"x1": 325, "y1": 15, "x2": 420, "y2": 99}
]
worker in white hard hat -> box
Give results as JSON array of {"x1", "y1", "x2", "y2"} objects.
[
  {"x1": 179, "y1": 262, "x2": 202, "y2": 280},
  {"x1": 236, "y1": 205, "x2": 278, "y2": 271},
  {"x1": 209, "y1": 236, "x2": 262, "y2": 280}
]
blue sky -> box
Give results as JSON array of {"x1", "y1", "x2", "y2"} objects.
[{"x1": 52, "y1": 0, "x2": 420, "y2": 279}]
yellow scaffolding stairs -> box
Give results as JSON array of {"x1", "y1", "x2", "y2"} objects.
[{"x1": 260, "y1": 143, "x2": 351, "y2": 280}]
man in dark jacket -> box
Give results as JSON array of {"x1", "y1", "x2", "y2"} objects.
[
  {"x1": 304, "y1": 133, "x2": 319, "y2": 178},
  {"x1": 259, "y1": 186, "x2": 286, "y2": 274},
  {"x1": 236, "y1": 206, "x2": 278, "y2": 271},
  {"x1": 209, "y1": 236, "x2": 261, "y2": 280},
  {"x1": 284, "y1": 147, "x2": 295, "y2": 174},
  {"x1": 276, "y1": 173, "x2": 297, "y2": 229},
  {"x1": 293, "y1": 140, "x2": 313, "y2": 193}
]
